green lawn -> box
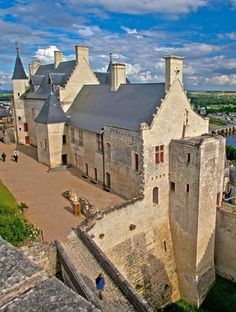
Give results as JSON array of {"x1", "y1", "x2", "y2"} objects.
[
  {"x1": 159, "y1": 276, "x2": 236, "y2": 312},
  {"x1": 0, "y1": 180, "x2": 40, "y2": 246},
  {"x1": 209, "y1": 118, "x2": 226, "y2": 126},
  {"x1": 0, "y1": 181, "x2": 18, "y2": 209}
]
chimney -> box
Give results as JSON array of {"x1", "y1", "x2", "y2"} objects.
[
  {"x1": 165, "y1": 55, "x2": 184, "y2": 92},
  {"x1": 111, "y1": 63, "x2": 126, "y2": 91},
  {"x1": 29, "y1": 59, "x2": 41, "y2": 75},
  {"x1": 54, "y1": 51, "x2": 63, "y2": 68},
  {"x1": 75, "y1": 46, "x2": 89, "y2": 64}
]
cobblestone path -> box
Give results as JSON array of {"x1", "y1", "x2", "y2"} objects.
[{"x1": 62, "y1": 231, "x2": 137, "y2": 312}]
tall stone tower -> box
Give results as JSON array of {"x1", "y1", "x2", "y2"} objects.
[
  {"x1": 35, "y1": 89, "x2": 67, "y2": 168},
  {"x1": 12, "y1": 44, "x2": 29, "y2": 144},
  {"x1": 169, "y1": 135, "x2": 225, "y2": 307}
]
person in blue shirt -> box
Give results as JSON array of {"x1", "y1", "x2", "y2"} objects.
[{"x1": 95, "y1": 273, "x2": 105, "y2": 299}]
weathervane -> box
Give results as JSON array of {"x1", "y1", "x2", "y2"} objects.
[{"x1": 15, "y1": 42, "x2": 19, "y2": 55}]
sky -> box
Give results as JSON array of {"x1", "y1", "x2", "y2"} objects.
[{"x1": 0, "y1": 0, "x2": 236, "y2": 91}]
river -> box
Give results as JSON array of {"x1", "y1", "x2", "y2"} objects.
[{"x1": 226, "y1": 134, "x2": 236, "y2": 147}]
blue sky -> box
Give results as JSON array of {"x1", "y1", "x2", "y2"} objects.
[{"x1": 1, "y1": 0, "x2": 236, "y2": 90}]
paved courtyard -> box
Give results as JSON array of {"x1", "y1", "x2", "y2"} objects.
[{"x1": 0, "y1": 142, "x2": 123, "y2": 242}]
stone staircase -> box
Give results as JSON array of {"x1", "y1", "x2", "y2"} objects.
[{"x1": 61, "y1": 231, "x2": 137, "y2": 312}]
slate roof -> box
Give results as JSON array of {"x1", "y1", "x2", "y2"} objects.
[
  {"x1": 35, "y1": 91, "x2": 67, "y2": 124},
  {"x1": 67, "y1": 83, "x2": 165, "y2": 132},
  {"x1": 12, "y1": 50, "x2": 28, "y2": 80},
  {"x1": 25, "y1": 60, "x2": 76, "y2": 99}
]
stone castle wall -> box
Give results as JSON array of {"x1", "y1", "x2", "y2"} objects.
[
  {"x1": 104, "y1": 126, "x2": 143, "y2": 198},
  {"x1": 68, "y1": 127, "x2": 104, "y2": 185},
  {"x1": 215, "y1": 202, "x2": 236, "y2": 282},
  {"x1": 86, "y1": 197, "x2": 180, "y2": 309},
  {"x1": 24, "y1": 98, "x2": 45, "y2": 146}
]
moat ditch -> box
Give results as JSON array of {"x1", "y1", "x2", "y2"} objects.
[{"x1": 157, "y1": 275, "x2": 236, "y2": 312}]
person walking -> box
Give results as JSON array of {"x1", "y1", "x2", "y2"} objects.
[
  {"x1": 13, "y1": 150, "x2": 19, "y2": 163},
  {"x1": 95, "y1": 273, "x2": 105, "y2": 300},
  {"x1": 2, "y1": 152, "x2": 6, "y2": 162}
]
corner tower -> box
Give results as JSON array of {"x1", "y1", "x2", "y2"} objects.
[
  {"x1": 35, "y1": 89, "x2": 67, "y2": 168},
  {"x1": 169, "y1": 135, "x2": 225, "y2": 307},
  {"x1": 12, "y1": 43, "x2": 29, "y2": 144}
]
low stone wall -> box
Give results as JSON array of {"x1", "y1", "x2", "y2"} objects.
[
  {"x1": 55, "y1": 240, "x2": 99, "y2": 308},
  {"x1": 20, "y1": 241, "x2": 58, "y2": 277},
  {"x1": 215, "y1": 203, "x2": 236, "y2": 282}
]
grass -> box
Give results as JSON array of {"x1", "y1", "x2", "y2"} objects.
[
  {"x1": 209, "y1": 118, "x2": 226, "y2": 126},
  {"x1": 158, "y1": 276, "x2": 236, "y2": 312},
  {"x1": 0, "y1": 181, "x2": 18, "y2": 209},
  {"x1": 0, "y1": 180, "x2": 40, "y2": 246}
]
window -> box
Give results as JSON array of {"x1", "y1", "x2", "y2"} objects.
[
  {"x1": 187, "y1": 153, "x2": 191, "y2": 163},
  {"x1": 94, "y1": 168, "x2": 98, "y2": 181},
  {"x1": 216, "y1": 192, "x2": 221, "y2": 206},
  {"x1": 153, "y1": 187, "x2": 159, "y2": 205},
  {"x1": 186, "y1": 184, "x2": 189, "y2": 193},
  {"x1": 85, "y1": 163, "x2": 88, "y2": 176},
  {"x1": 18, "y1": 116, "x2": 21, "y2": 121},
  {"x1": 79, "y1": 129, "x2": 83, "y2": 146},
  {"x1": 62, "y1": 135, "x2": 66, "y2": 145},
  {"x1": 106, "y1": 143, "x2": 111, "y2": 162},
  {"x1": 135, "y1": 153, "x2": 139, "y2": 171},
  {"x1": 170, "y1": 182, "x2": 175, "y2": 192},
  {"x1": 155, "y1": 145, "x2": 164, "y2": 164},
  {"x1": 44, "y1": 139, "x2": 47, "y2": 150},
  {"x1": 19, "y1": 127, "x2": 22, "y2": 131},
  {"x1": 163, "y1": 241, "x2": 167, "y2": 252},
  {"x1": 18, "y1": 93, "x2": 20, "y2": 96},
  {"x1": 24, "y1": 123, "x2": 28, "y2": 132},
  {"x1": 97, "y1": 134, "x2": 103, "y2": 152},
  {"x1": 71, "y1": 128, "x2": 75, "y2": 144},
  {"x1": 32, "y1": 108, "x2": 35, "y2": 119}
]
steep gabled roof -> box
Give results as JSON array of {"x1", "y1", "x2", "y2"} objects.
[
  {"x1": 12, "y1": 49, "x2": 28, "y2": 80},
  {"x1": 67, "y1": 83, "x2": 165, "y2": 132},
  {"x1": 35, "y1": 91, "x2": 67, "y2": 124},
  {"x1": 25, "y1": 60, "x2": 76, "y2": 99}
]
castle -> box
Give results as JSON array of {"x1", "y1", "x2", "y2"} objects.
[{"x1": 11, "y1": 46, "x2": 236, "y2": 310}]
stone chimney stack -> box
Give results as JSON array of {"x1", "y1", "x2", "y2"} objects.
[
  {"x1": 165, "y1": 55, "x2": 184, "y2": 92},
  {"x1": 75, "y1": 46, "x2": 89, "y2": 64},
  {"x1": 29, "y1": 59, "x2": 41, "y2": 76},
  {"x1": 54, "y1": 51, "x2": 63, "y2": 69},
  {"x1": 111, "y1": 63, "x2": 126, "y2": 91}
]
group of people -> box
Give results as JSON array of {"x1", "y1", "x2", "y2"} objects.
[{"x1": 1, "y1": 150, "x2": 19, "y2": 163}]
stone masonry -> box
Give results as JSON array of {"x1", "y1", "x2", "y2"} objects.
[{"x1": 0, "y1": 237, "x2": 100, "y2": 311}]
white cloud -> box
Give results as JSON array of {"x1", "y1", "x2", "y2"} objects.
[
  {"x1": 73, "y1": 25, "x2": 101, "y2": 37},
  {"x1": 121, "y1": 26, "x2": 138, "y2": 34},
  {"x1": 34, "y1": 45, "x2": 59, "y2": 63},
  {"x1": 205, "y1": 74, "x2": 236, "y2": 86},
  {"x1": 69, "y1": 0, "x2": 208, "y2": 14},
  {"x1": 219, "y1": 32, "x2": 236, "y2": 40}
]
